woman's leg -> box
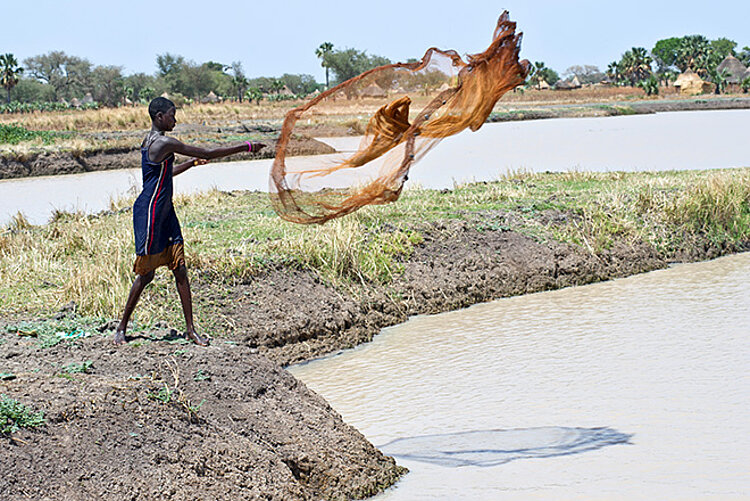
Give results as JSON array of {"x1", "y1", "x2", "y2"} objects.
[
  {"x1": 115, "y1": 271, "x2": 155, "y2": 345},
  {"x1": 172, "y1": 264, "x2": 208, "y2": 346}
]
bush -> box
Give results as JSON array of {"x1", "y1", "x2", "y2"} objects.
[{"x1": 0, "y1": 395, "x2": 45, "y2": 434}]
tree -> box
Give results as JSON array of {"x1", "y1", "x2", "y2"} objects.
[
  {"x1": 156, "y1": 53, "x2": 185, "y2": 77},
  {"x1": 652, "y1": 37, "x2": 682, "y2": 70},
  {"x1": 24, "y1": 51, "x2": 92, "y2": 101},
  {"x1": 323, "y1": 48, "x2": 390, "y2": 87},
  {"x1": 637, "y1": 75, "x2": 659, "y2": 96},
  {"x1": 618, "y1": 47, "x2": 653, "y2": 85},
  {"x1": 676, "y1": 35, "x2": 711, "y2": 75},
  {"x1": 270, "y1": 78, "x2": 284, "y2": 94},
  {"x1": 710, "y1": 68, "x2": 730, "y2": 94},
  {"x1": 228, "y1": 61, "x2": 247, "y2": 102},
  {"x1": 0, "y1": 53, "x2": 23, "y2": 103},
  {"x1": 315, "y1": 42, "x2": 334, "y2": 89},
  {"x1": 124, "y1": 72, "x2": 157, "y2": 103},
  {"x1": 245, "y1": 87, "x2": 263, "y2": 105},
  {"x1": 92, "y1": 65, "x2": 125, "y2": 107},
  {"x1": 279, "y1": 73, "x2": 320, "y2": 95},
  {"x1": 738, "y1": 46, "x2": 750, "y2": 66},
  {"x1": 564, "y1": 64, "x2": 604, "y2": 84}
]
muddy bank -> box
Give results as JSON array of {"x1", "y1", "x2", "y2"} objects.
[
  {"x1": 2, "y1": 210, "x2": 747, "y2": 499},
  {"x1": 0, "y1": 136, "x2": 334, "y2": 180},
  {"x1": 1, "y1": 335, "x2": 404, "y2": 500}
]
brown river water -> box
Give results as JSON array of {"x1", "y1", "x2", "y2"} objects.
[
  {"x1": 290, "y1": 253, "x2": 750, "y2": 500},
  {"x1": 2, "y1": 109, "x2": 748, "y2": 226}
]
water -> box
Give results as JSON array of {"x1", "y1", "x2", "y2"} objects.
[
  {"x1": 2, "y1": 109, "x2": 748, "y2": 225},
  {"x1": 289, "y1": 253, "x2": 750, "y2": 500}
]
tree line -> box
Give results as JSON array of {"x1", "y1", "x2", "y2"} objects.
[
  {"x1": 0, "y1": 51, "x2": 325, "y2": 108},
  {"x1": 529, "y1": 35, "x2": 750, "y2": 95},
  {"x1": 3, "y1": 34, "x2": 749, "y2": 110}
]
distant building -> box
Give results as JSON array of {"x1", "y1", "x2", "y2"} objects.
[
  {"x1": 716, "y1": 55, "x2": 747, "y2": 84},
  {"x1": 554, "y1": 75, "x2": 581, "y2": 90},
  {"x1": 359, "y1": 83, "x2": 387, "y2": 98},
  {"x1": 674, "y1": 69, "x2": 712, "y2": 95}
]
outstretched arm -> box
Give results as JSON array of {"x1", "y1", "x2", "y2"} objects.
[{"x1": 150, "y1": 136, "x2": 266, "y2": 164}]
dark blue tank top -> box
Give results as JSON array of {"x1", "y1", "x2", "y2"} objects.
[{"x1": 132, "y1": 147, "x2": 182, "y2": 256}]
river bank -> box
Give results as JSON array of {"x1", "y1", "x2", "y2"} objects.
[
  {"x1": 2, "y1": 95, "x2": 749, "y2": 180},
  {"x1": 1, "y1": 169, "x2": 749, "y2": 498}
]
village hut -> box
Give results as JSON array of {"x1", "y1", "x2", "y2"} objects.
[
  {"x1": 202, "y1": 91, "x2": 219, "y2": 103},
  {"x1": 359, "y1": 83, "x2": 387, "y2": 98},
  {"x1": 674, "y1": 69, "x2": 712, "y2": 95},
  {"x1": 554, "y1": 75, "x2": 581, "y2": 90},
  {"x1": 279, "y1": 85, "x2": 294, "y2": 96},
  {"x1": 70, "y1": 97, "x2": 81, "y2": 108},
  {"x1": 716, "y1": 55, "x2": 747, "y2": 84},
  {"x1": 537, "y1": 79, "x2": 550, "y2": 90},
  {"x1": 82, "y1": 93, "x2": 94, "y2": 104},
  {"x1": 161, "y1": 92, "x2": 170, "y2": 99},
  {"x1": 436, "y1": 82, "x2": 451, "y2": 92}
]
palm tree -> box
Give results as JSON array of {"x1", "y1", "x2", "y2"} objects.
[
  {"x1": 315, "y1": 42, "x2": 334, "y2": 89},
  {"x1": 0, "y1": 53, "x2": 23, "y2": 104},
  {"x1": 676, "y1": 35, "x2": 711, "y2": 76},
  {"x1": 619, "y1": 48, "x2": 653, "y2": 86}
]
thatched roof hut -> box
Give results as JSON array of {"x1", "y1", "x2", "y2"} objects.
[
  {"x1": 537, "y1": 79, "x2": 550, "y2": 90},
  {"x1": 674, "y1": 69, "x2": 711, "y2": 95},
  {"x1": 359, "y1": 83, "x2": 387, "y2": 98},
  {"x1": 716, "y1": 55, "x2": 747, "y2": 84},
  {"x1": 554, "y1": 75, "x2": 581, "y2": 90},
  {"x1": 279, "y1": 85, "x2": 294, "y2": 96},
  {"x1": 202, "y1": 91, "x2": 219, "y2": 103}
]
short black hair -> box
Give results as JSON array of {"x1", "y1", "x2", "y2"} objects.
[{"x1": 148, "y1": 97, "x2": 175, "y2": 120}]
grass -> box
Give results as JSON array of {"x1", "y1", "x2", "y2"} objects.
[
  {"x1": 0, "y1": 395, "x2": 45, "y2": 434},
  {"x1": 0, "y1": 169, "x2": 748, "y2": 330}
]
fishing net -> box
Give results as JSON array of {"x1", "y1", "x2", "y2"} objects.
[{"x1": 270, "y1": 11, "x2": 530, "y2": 224}]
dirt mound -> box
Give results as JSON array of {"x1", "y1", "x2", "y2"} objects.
[{"x1": 1, "y1": 335, "x2": 404, "y2": 500}]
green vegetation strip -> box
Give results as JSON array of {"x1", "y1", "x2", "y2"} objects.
[
  {"x1": 0, "y1": 124, "x2": 69, "y2": 145},
  {"x1": 0, "y1": 169, "x2": 748, "y2": 330}
]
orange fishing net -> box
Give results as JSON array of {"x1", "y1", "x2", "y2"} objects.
[{"x1": 270, "y1": 11, "x2": 530, "y2": 224}]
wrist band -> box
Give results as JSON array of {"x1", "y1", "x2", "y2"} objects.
[
  {"x1": 193, "y1": 159, "x2": 198, "y2": 166},
  {"x1": 246, "y1": 141, "x2": 253, "y2": 152}
]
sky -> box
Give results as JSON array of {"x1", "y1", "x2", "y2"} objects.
[{"x1": 2, "y1": 0, "x2": 749, "y2": 81}]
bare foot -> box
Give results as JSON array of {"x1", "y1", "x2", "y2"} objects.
[
  {"x1": 113, "y1": 328, "x2": 127, "y2": 346},
  {"x1": 186, "y1": 328, "x2": 209, "y2": 347}
]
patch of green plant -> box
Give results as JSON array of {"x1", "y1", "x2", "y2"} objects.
[
  {"x1": 62, "y1": 361, "x2": 93, "y2": 374},
  {"x1": 193, "y1": 369, "x2": 210, "y2": 381},
  {"x1": 0, "y1": 395, "x2": 45, "y2": 434},
  {"x1": 0, "y1": 373, "x2": 16, "y2": 380},
  {"x1": 0, "y1": 123, "x2": 69, "y2": 145},
  {"x1": 148, "y1": 385, "x2": 173, "y2": 404},
  {"x1": 4, "y1": 318, "x2": 97, "y2": 348}
]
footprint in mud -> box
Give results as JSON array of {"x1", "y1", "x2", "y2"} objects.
[{"x1": 379, "y1": 426, "x2": 632, "y2": 467}]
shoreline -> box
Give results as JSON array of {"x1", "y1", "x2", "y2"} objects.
[
  {"x1": 2, "y1": 171, "x2": 749, "y2": 499},
  {"x1": 2, "y1": 96, "x2": 749, "y2": 181}
]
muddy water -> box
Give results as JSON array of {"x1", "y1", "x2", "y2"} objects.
[
  {"x1": 2, "y1": 110, "x2": 748, "y2": 225},
  {"x1": 289, "y1": 253, "x2": 750, "y2": 500}
]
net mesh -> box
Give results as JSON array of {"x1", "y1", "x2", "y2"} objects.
[{"x1": 270, "y1": 11, "x2": 530, "y2": 224}]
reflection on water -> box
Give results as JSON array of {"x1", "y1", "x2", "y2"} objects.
[
  {"x1": 290, "y1": 253, "x2": 750, "y2": 499},
  {"x1": 4, "y1": 109, "x2": 749, "y2": 225},
  {"x1": 380, "y1": 427, "x2": 632, "y2": 467}
]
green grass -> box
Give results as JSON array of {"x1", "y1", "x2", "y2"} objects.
[
  {"x1": 0, "y1": 395, "x2": 45, "y2": 434},
  {"x1": 1, "y1": 169, "x2": 748, "y2": 330},
  {"x1": 0, "y1": 123, "x2": 69, "y2": 145}
]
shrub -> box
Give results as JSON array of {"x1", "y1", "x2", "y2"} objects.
[{"x1": 0, "y1": 395, "x2": 45, "y2": 434}]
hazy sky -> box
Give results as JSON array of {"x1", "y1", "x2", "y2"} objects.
[{"x1": 3, "y1": 0, "x2": 748, "y2": 80}]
